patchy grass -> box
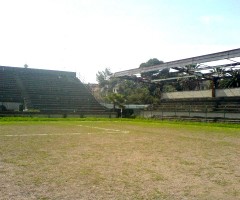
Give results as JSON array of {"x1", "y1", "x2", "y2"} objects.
[{"x1": 0, "y1": 119, "x2": 239, "y2": 199}]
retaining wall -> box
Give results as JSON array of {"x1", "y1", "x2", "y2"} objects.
[{"x1": 162, "y1": 88, "x2": 240, "y2": 99}]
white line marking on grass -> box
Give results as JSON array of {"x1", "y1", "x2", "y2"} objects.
[
  {"x1": 77, "y1": 125, "x2": 129, "y2": 134},
  {"x1": 0, "y1": 125, "x2": 129, "y2": 137},
  {"x1": 0, "y1": 133, "x2": 85, "y2": 137}
]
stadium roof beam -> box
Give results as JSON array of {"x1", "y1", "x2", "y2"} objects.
[{"x1": 113, "y1": 48, "x2": 240, "y2": 77}]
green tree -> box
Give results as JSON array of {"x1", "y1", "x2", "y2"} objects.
[
  {"x1": 140, "y1": 58, "x2": 164, "y2": 79},
  {"x1": 96, "y1": 68, "x2": 119, "y2": 99},
  {"x1": 139, "y1": 58, "x2": 163, "y2": 68},
  {"x1": 96, "y1": 68, "x2": 112, "y2": 88},
  {"x1": 106, "y1": 93, "x2": 125, "y2": 111},
  {"x1": 96, "y1": 67, "x2": 161, "y2": 105}
]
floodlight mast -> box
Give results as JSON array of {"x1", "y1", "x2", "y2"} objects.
[{"x1": 112, "y1": 48, "x2": 240, "y2": 77}]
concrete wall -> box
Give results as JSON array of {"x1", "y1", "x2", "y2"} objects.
[
  {"x1": 162, "y1": 90, "x2": 212, "y2": 99},
  {"x1": 216, "y1": 88, "x2": 240, "y2": 97},
  {"x1": 162, "y1": 88, "x2": 240, "y2": 99}
]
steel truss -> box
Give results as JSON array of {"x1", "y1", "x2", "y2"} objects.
[{"x1": 113, "y1": 48, "x2": 240, "y2": 79}]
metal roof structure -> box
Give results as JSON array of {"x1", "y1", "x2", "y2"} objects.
[{"x1": 113, "y1": 48, "x2": 240, "y2": 79}]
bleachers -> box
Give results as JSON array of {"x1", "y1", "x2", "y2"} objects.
[
  {"x1": 0, "y1": 66, "x2": 109, "y2": 115},
  {"x1": 0, "y1": 69, "x2": 23, "y2": 102},
  {"x1": 154, "y1": 97, "x2": 240, "y2": 113},
  {"x1": 215, "y1": 97, "x2": 240, "y2": 112},
  {"x1": 145, "y1": 96, "x2": 240, "y2": 122}
]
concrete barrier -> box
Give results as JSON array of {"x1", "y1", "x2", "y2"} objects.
[{"x1": 162, "y1": 88, "x2": 240, "y2": 99}]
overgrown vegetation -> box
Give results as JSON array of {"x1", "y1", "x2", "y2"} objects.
[
  {"x1": 96, "y1": 68, "x2": 160, "y2": 105},
  {"x1": 96, "y1": 59, "x2": 165, "y2": 105},
  {"x1": 96, "y1": 59, "x2": 240, "y2": 106},
  {"x1": 95, "y1": 61, "x2": 205, "y2": 105}
]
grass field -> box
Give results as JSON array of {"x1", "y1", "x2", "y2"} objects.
[{"x1": 0, "y1": 118, "x2": 239, "y2": 199}]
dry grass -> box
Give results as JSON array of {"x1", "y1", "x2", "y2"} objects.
[{"x1": 0, "y1": 120, "x2": 239, "y2": 199}]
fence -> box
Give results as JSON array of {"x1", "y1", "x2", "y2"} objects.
[{"x1": 140, "y1": 105, "x2": 240, "y2": 122}]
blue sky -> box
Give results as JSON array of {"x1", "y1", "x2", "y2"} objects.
[{"x1": 0, "y1": 0, "x2": 239, "y2": 82}]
